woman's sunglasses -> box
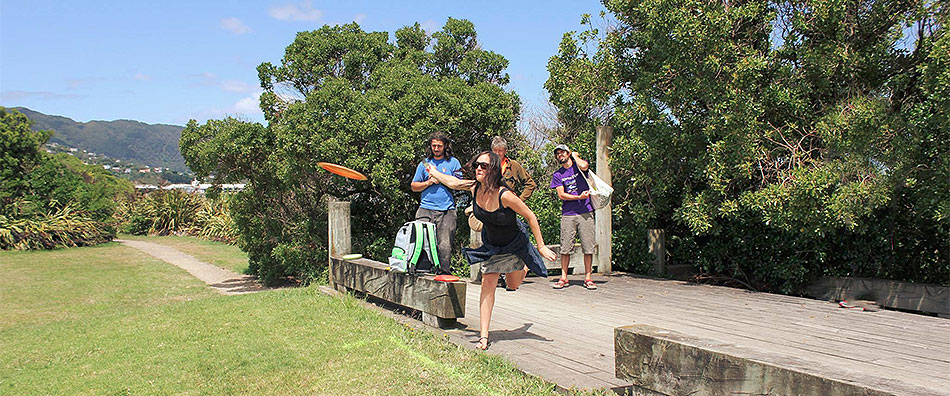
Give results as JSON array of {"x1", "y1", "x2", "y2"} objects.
[{"x1": 474, "y1": 162, "x2": 490, "y2": 170}]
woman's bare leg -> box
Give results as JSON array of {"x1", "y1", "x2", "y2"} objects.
[
  {"x1": 479, "y1": 272, "x2": 500, "y2": 348},
  {"x1": 503, "y1": 266, "x2": 528, "y2": 290}
]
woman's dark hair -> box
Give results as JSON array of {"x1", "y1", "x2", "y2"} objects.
[
  {"x1": 425, "y1": 131, "x2": 454, "y2": 160},
  {"x1": 467, "y1": 151, "x2": 504, "y2": 192}
]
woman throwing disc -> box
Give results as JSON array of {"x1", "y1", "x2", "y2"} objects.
[{"x1": 426, "y1": 151, "x2": 557, "y2": 350}]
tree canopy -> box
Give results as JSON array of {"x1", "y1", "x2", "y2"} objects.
[
  {"x1": 181, "y1": 20, "x2": 520, "y2": 284},
  {"x1": 547, "y1": 0, "x2": 948, "y2": 291}
]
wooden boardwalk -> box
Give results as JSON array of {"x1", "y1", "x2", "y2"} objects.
[{"x1": 433, "y1": 273, "x2": 950, "y2": 395}]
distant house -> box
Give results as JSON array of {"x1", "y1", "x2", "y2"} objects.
[
  {"x1": 69, "y1": 148, "x2": 78, "y2": 152},
  {"x1": 124, "y1": 168, "x2": 132, "y2": 173},
  {"x1": 139, "y1": 168, "x2": 151, "y2": 173},
  {"x1": 154, "y1": 167, "x2": 163, "y2": 173},
  {"x1": 161, "y1": 182, "x2": 246, "y2": 194},
  {"x1": 103, "y1": 165, "x2": 112, "y2": 170}
]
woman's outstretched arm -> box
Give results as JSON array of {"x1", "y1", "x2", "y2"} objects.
[
  {"x1": 500, "y1": 191, "x2": 557, "y2": 261},
  {"x1": 424, "y1": 162, "x2": 475, "y2": 191}
]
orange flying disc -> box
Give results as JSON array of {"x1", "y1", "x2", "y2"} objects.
[
  {"x1": 434, "y1": 274, "x2": 460, "y2": 282},
  {"x1": 317, "y1": 162, "x2": 367, "y2": 180}
]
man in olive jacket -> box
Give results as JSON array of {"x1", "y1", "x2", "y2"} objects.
[{"x1": 491, "y1": 136, "x2": 537, "y2": 201}]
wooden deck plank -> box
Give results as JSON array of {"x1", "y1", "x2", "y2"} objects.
[{"x1": 435, "y1": 273, "x2": 950, "y2": 395}]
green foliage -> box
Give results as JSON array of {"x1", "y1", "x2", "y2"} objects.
[
  {"x1": 192, "y1": 197, "x2": 238, "y2": 243},
  {"x1": 1, "y1": 108, "x2": 51, "y2": 212},
  {"x1": 0, "y1": 205, "x2": 114, "y2": 250},
  {"x1": 183, "y1": 20, "x2": 519, "y2": 285},
  {"x1": 547, "y1": 1, "x2": 949, "y2": 290},
  {"x1": 1, "y1": 108, "x2": 132, "y2": 250},
  {"x1": 116, "y1": 190, "x2": 238, "y2": 243},
  {"x1": 29, "y1": 153, "x2": 133, "y2": 221}
]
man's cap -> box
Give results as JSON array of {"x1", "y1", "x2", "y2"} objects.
[{"x1": 553, "y1": 144, "x2": 570, "y2": 153}]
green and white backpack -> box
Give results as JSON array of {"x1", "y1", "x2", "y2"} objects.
[{"x1": 388, "y1": 221, "x2": 439, "y2": 273}]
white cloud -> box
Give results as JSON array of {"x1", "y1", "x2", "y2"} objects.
[
  {"x1": 221, "y1": 80, "x2": 257, "y2": 93},
  {"x1": 220, "y1": 17, "x2": 250, "y2": 35},
  {"x1": 270, "y1": 1, "x2": 322, "y2": 21},
  {"x1": 353, "y1": 13, "x2": 366, "y2": 24},
  {"x1": 183, "y1": 93, "x2": 264, "y2": 124},
  {"x1": 232, "y1": 93, "x2": 262, "y2": 115},
  {"x1": 134, "y1": 73, "x2": 151, "y2": 81}
]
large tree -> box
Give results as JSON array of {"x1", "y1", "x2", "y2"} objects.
[
  {"x1": 181, "y1": 20, "x2": 520, "y2": 284},
  {"x1": 547, "y1": 1, "x2": 948, "y2": 291}
]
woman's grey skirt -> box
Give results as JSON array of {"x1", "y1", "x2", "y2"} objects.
[{"x1": 480, "y1": 253, "x2": 524, "y2": 274}]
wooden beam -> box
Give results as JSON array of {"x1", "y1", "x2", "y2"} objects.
[
  {"x1": 331, "y1": 257, "x2": 465, "y2": 328},
  {"x1": 806, "y1": 277, "x2": 950, "y2": 317},
  {"x1": 595, "y1": 125, "x2": 613, "y2": 274}
]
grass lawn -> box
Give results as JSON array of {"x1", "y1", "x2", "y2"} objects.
[
  {"x1": 118, "y1": 234, "x2": 250, "y2": 274},
  {"x1": 0, "y1": 242, "x2": 606, "y2": 395}
]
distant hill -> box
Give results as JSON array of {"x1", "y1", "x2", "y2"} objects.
[{"x1": 14, "y1": 107, "x2": 189, "y2": 173}]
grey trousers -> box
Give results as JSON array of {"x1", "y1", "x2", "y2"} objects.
[{"x1": 415, "y1": 207, "x2": 457, "y2": 274}]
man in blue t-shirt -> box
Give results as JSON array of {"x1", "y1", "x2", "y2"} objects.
[
  {"x1": 549, "y1": 144, "x2": 596, "y2": 290},
  {"x1": 411, "y1": 131, "x2": 463, "y2": 274}
]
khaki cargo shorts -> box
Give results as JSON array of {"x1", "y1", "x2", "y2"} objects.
[{"x1": 559, "y1": 212, "x2": 595, "y2": 255}]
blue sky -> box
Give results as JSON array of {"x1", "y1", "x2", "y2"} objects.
[{"x1": 1, "y1": 0, "x2": 607, "y2": 126}]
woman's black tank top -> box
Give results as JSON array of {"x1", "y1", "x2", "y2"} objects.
[{"x1": 473, "y1": 186, "x2": 518, "y2": 246}]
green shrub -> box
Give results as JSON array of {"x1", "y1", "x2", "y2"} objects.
[
  {"x1": 1, "y1": 107, "x2": 130, "y2": 251},
  {"x1": 192, "y1": 196, "x2": 238, "y2": 243},
  {"x1": 0, "y1": 204, "x2": 114, "y2": 250},
  {"x1": 116, "y1": 190, "x2": 238, "y2": 244}
]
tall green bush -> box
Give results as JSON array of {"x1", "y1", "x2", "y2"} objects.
[{"x1": 547, "y1": 1, "x2": 949, "y2": 291}]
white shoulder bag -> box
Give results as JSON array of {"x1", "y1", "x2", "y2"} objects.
[{"x1": 580, "y1": 168, "x2": 613, "y2": 210}]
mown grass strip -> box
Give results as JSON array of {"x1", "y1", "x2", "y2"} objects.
[{"x1": 0, "y1": 242, "x2": 608, "y2": 396}]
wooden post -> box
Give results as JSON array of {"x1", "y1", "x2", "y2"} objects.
[
  {"x1": 469, "y1": 228, "x2": 483, "y2": 282},
  {"x1": 328, "y1": 198, "x2": 351, "y2": 287},
  {"x1": 595, "y1": 125, "x2": 613, "y2": 274},
  {"x1": 648, "y1": 228, "x2": 666, "y2": 275}
]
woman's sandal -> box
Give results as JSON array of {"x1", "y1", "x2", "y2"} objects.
[{"x1": 476, "y1": 336, "x2": 490, "y2": 350}]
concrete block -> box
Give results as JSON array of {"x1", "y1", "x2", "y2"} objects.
[{"x1": 615, "y1": 324, "x2": 896, "y2": 396}]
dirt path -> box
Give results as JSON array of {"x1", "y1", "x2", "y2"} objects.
[{"x1": 116, "y1": 239, "x2": 267, "y2": 295}]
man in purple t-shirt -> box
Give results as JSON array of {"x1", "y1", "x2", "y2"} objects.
[{"x1": 549, "y1": 144, "x2": 597, "y2": 290}]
